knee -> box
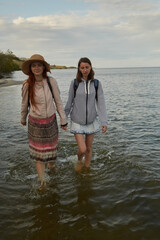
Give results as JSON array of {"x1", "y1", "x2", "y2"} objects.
[{"x1": 79, "y1": 146, "x2": 87, "y2": 155}]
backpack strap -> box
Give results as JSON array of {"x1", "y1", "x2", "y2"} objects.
[
  {"x1": 47, "y1": 77, "x2": 54, "y2": 99},
  {"x1": 94, "y1": 79, "x2": 99, "y2": 101},
  {"x1": 74, "y1": 78, "x2": 79, "y2": 98}
]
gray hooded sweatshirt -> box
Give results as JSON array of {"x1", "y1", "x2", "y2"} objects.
[{"x1": 65, "y1": 79, "x2": 108, "y2": 126}]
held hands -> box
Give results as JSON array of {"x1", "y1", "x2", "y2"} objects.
[
  {"x1": 61, "y1": 125, "x2": 67, "y2": 131},
  {"x1": 61, "y1": 123, "x2": 68, "y2": 131},
  {"x1": 101, "y1": 126, "x2": 107, "y2": 133}
]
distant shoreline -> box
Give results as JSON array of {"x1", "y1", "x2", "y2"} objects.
[
  {"x1": 13, "y1": 59, "x2": 76, "y2": 70},
  {"x1": 0, "y1": 65, "x2": 76, "y2": 87},
  {"x1": 0, "y1": 79, "x2": 22, "y2": 88},
  {"x1": 50, "y1": 65, "x2": 76, "y2": 69}
]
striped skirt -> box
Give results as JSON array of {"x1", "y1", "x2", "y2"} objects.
[{"x1": 28, "y1": 114, "x2": 58, "y2": 163}]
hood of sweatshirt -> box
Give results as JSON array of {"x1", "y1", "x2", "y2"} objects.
[{"x1": 82, "y1": 78, "x2": 91, "y2": 95}]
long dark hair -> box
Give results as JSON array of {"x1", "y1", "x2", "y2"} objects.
[
  {"x1": 76, "y1": 57, "x2": 94, "y2": 82},
  {"x1": 26, "y1": 64, "x2": 47, "y2": 107}
]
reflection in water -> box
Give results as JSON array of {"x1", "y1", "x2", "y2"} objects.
[
  {"x1": 76, "y1": 174, "x2": 94, "y2": 207},
  {"x1": 28, "y1": 192, "x2": 60, "y2": 240}
]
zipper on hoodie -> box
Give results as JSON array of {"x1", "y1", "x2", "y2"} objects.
[{"x1": 86, "y1": 80, "x2": 88, "y2": 124}]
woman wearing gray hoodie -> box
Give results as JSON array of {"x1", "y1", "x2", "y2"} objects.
[{"x1": 65, "y1": 57, "x2": 108, "y2": 172}]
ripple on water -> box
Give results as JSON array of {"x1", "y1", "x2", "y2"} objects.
[{"x1": 1, "y1": 68, "x2": 160, "y2": 240}]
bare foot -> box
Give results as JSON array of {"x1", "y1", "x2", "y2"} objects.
[
  {"x1": 38, "y1": 181, "x2": 46, "y2": 192},
  {"x1": 83, "y1": 166, "x2": 90, "y2": 173},
  {"x1": 84, "y1": 161, "x2": 90, "y2": 168},
  {"x1": 75, "y1": 160, "x2": 83, "y2": 172}
]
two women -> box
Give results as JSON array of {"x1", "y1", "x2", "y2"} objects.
[
  {"x1": 21, "y1": 54, "x2": 67, "y2": 190},
  {"x1": 65, "y1": 57, "x2": 108, "y2": 171},
  {"x1": 21, "y1": 55, "x2": 107, "y2": 188}
]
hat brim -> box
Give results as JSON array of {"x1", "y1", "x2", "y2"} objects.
[{"x1": 21, "y1": 59, "x2": 50, "y2": 75}]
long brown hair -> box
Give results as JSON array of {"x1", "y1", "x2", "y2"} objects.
[
  {"x1": 76, "y1": 57, "x2": 94, "y2": 82},
  {"x1": 27, "y1": 64, "x2": 47, "y2": 107}
]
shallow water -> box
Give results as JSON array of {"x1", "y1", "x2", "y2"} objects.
[{"x1": 0, "y1": 68, "x2": 160, "y2": 240}]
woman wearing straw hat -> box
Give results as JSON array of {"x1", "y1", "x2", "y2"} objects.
[{"x1": 21, "y1": 54, "x2": 67, "y2": 190}]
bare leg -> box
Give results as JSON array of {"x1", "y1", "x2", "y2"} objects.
[
  {"x1": 48, "y1": 162, "x2": 55, "y2": 172},
  {"x1": 35, "y1": 162, "x2": 46, "y2": 187},
  {"x1": 74, "y1": 134, "x2": 86, "y2": 172},
  {"x1": 84, "y1": 134, "x2": 94, "y2": 168}
]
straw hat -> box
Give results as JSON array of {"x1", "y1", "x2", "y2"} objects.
[{"x1": 21, "y1": 54, "x2": 50, "y2": 75}]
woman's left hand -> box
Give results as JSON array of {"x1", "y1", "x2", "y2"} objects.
[{"x1": 101, "y1": 126, "x2": 107, "y2": 133}]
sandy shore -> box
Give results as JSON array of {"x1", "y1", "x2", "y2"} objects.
[{"x1": 0, "y1": 79, "x2": 22, "y2": 87}]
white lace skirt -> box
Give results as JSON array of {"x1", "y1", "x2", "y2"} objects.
[{"x1": 70, "y1": 118, "x2": 100, "y2": 135}]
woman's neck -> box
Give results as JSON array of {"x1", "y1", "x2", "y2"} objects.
[{"x1": 35, "y1": 76, "x2": 43, "y2": 82}]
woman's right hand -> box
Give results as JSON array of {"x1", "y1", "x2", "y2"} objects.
[{"x1": 101, "y1": 126, "x2": 107, "y2": 133}]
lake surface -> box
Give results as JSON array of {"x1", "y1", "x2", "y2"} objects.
[{"x1": 0, "y1": 67, "x2": 160, "y2": 240}]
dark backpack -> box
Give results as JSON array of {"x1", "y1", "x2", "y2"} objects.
[
  {"x1": 73, "y1": 78, "x2": 99, "y2": 101},
  {"x1": 28, "y1": 77, "x2": 54, "y2": 107}
]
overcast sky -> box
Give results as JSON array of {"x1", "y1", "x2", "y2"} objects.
[{"x1": 0, "y1": 0, "x2": 160, "y2": 68}]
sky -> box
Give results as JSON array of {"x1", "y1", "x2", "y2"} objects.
[{"x1": 0, "y1": 0, "x2": 160, "y2": 68}]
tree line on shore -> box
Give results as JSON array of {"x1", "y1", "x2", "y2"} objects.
[
  {"x1": 0, "y1": 50, "x2": 21, "y2": 78},
  {"x1": 0, "y1": 50, "x2": 76, "y2": 78}
]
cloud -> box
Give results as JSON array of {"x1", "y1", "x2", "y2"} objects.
[
  {"x1": 10, "y1": 10, "x2": 160, "y2": 36},
  {"x1": 12, "y1": 12, "x2": 111, "y2": 30},
  {"x1": 0, "y1": 0, "x2": 160, "y2": 67},
  {"x1": 0, "y1": 18, "x2": 5, "y2": 25},
  {"x1": 85, "y1": 0, "x2": 157, "y2": 12}
]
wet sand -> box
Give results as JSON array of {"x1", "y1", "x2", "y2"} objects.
[{"x1": 0, "y1": 79, "x2": 22, "y2": 87}]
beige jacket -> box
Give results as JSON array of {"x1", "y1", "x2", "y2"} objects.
[{"x1": 21, "y1": 77, "x2": 67, "y2": 125}]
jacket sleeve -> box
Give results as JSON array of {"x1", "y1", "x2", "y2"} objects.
[
  {"x1": 50, "y1": 77, "x2": 67, "y2": 125},
  {"x1": 64, "y1": 80, "x2": 74, "y2": 118},
  {"x1": 21, "y1": 81, "x2": 29, "y2": 123},
  {"x1": 96, "y1": 81, "x2": 108, "y2": 126}
]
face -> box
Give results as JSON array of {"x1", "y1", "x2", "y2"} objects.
[
  {"x1": 31, "y1": 61, "x2": 44, "y2": 76},
  {"x1": 79, "y1": 62, "x2": 91, "y2": 80}
]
